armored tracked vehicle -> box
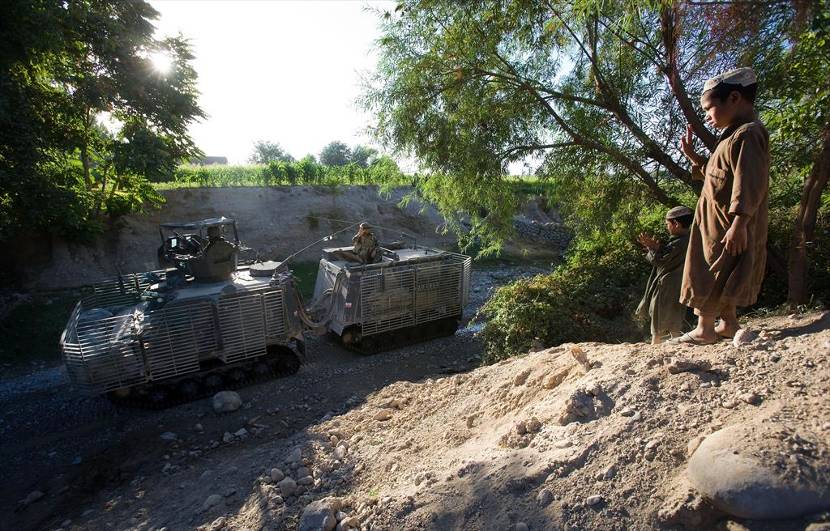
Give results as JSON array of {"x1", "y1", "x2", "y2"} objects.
[
  {"x1": 60, "y1": 218, "x2": 304, "y2": 407},
  {"x1": 310, "y1": 242, "x2": 472, "y2": 353}
]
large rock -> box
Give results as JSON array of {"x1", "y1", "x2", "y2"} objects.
[
  {"x1": 688, "y1": 424, "x2": 830, "y2": 519},
  {"x1": 299, "y1": 498, "x2": 340, "y2": 531},
  {"x1": 212, "y1": 391, "x2": 242, "y2": 413}
]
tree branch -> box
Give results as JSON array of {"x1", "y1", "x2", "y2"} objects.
[
  {"x1": 497, "y1": 142, "x2": 578, "y2": 160},
  {"x1": 659, "y1": 6, "x2": 717, "y2": 151},
  {"x1": 524, "y1": 83, "x2": 676, "y2": 206}
]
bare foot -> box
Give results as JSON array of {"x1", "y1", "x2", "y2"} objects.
[{"x1": 715, "y1": 321, "x2": 740, "y2": 338}]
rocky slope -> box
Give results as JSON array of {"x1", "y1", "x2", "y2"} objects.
[{"x1": 36, "y1": 311, "x2": 829, "y2": 531}]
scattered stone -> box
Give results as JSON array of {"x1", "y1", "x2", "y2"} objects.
[
  {"x1": 515, "y1": 523, "x2": 529, "y2": 531},
  {"x1": 542, "y1": 368, "x2": 569, "y2": 389},
  {"x1": 160, "y1": 431, "x2": 177, "y2": 441},
  {"x1": 570, "y1": 345, "x2": 591, "y2": 370},
  {"x1": 721, "y1": 398, "x2": 739, "y2": 409},
  {"x1": 337, "y1": 516, "x2": 360, "y2": 530},
  {"x1": 732, "y1": 329, "x2": 757, "y2": 347},
  {"x1": 19, "y1": 490, "x2": 44, "y2": 507},
  {"x1": 286, "y1": 447, "x2": 303, "y2": 463},
  {"x1": 740, "y1": 392, "x2": 762, "y2": 406},
  {"x1": 513, "y1": 368, "x2": 532, "y2": 386},
  {"x1": 334, "y1": 444, "x2": 348, "y2": 460},
  {"x1": 601, "y1": 464, "x2": 617, "y2": 480},
  {"x1": 212, "y1": 391, "x2": 242, "y2": 413},
  {"x1": 297, "y1": 475, "x2": 314, "y2": 486},
  {"x1": 374, "y1": 410, "x2": 393, "y2": 422},
  {"x1": 537, "y1": 488, "x2": 554, "y2": 507},
  {"x1": 688, "y1": 424, "x2": 830, "y2": 519},
  {"x1": 270, "y1": 468, "x2": 285, "y2": 483},
  {"x1": 620, "y1": 407, "x2": 636, "y2": 417},
  {"x1": 667, "y1": 358, "x2": 712, "y2": 374},
  {"x1": 234, "y1": 427, "x2": 249, "y2": 438},
  {"x1": 525, "y1": 417, "x2": 542, "y2": 433},
  {"x1": 278, "y1": 477, "x2": 297, "y2": 497},
  {"x1": 201, "y1": 494, "x2": 224, "y2": 513},
  {"x1": 299, "y1": 498, "x2": 339, "y2": 531},
  {"x1": 222, "y1": 432, "x2": 234, "y2": 443},
  {"x1": 558, "y1": 388, "x2": 599, "y2": 424},
  {"x1": 586, "y1": 495, "x2": 603, "y2": 506}
]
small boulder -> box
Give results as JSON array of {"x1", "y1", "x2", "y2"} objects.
[
  {"x1": 212, "y1": 391, "x2": 242, "y2": 413},
  {"x1": 201, "y1": 494, "x2": 224, "y2": 513},
  {"x1": 732, "y1": 329, "x2": 757, "y2": 347},
  {"x1": 278, "y1": 477, "x2": 297, "y2": 497},
  {"x1": 537, "y1": 488, "x2": 554, "y2": 507},
  {"x1": 374, "y1": 410, "x2": 393, "y2": 422},
  {"x1": 270, "y1": 468, "x2": 285, "y2": 483},
  {"x1": 688, "y1": 424, "x2": 830, "y2": 519},
  {"x1": 667, "y1": 358, "x2": 712, "y2": 374},
  {"x1": 299, "y1": 498, "x2": 338, "y2": 531}
]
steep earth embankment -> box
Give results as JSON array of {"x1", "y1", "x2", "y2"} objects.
[
  {"x1": 23, "y1": 187, "x2": 455, "y2": 289},
  {"x1": 35, "y1": 311, "x2": 829, "y2": 531}
]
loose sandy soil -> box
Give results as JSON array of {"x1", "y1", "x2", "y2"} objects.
[{"x1": 6, "y1": 310, "x2": 828, "y2": 531}]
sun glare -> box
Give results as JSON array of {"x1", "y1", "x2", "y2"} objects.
[{"x1": 149, "y1": 51, "x2": 173, "y2": 74}]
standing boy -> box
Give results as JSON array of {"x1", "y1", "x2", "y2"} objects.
[
  {"x1": 675, "y1": 67, "x2": 770, "y2": 344},
  {"x1": 637, "y1": 206, "x2": 693, "y2": 344}
]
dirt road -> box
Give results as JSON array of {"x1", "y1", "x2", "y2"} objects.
[{"x1": 0, "y1": 265, "x2": 544, "y2": 531}]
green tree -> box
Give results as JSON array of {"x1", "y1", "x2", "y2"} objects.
[
  {"x1": 366, "y1": 0, "x2": 826, "y2": 296},
  {"x1": 319, "y1": 141, "x2": 351, "y2": 167},
  {"x1": 248, "y1": 140, "x2": 295, "y2": 164},
  {"x1": 350, "y1": 144, "x2": 378, "y2": 168},
  {"x1": 0, "y1": 0, "x2": 204, "y2": 241}
]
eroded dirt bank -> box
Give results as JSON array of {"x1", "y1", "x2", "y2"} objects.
[{"x1": 21, "y1": 186, "x2": 455, "y2": 289}]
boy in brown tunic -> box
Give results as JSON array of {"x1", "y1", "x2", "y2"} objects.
[{"x1": 674, "y1": 67, "x2": 769, "y2": 344}]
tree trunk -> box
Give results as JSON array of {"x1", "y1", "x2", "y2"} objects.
[
  {"x1": 80, "y1": 107, "x2": 93, "y2": 188},
  {"x1": 787, "y1": 123, "x2": 830, "y2": 304}
]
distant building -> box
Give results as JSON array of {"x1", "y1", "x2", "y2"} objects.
[{"x1": 193, "y1": 156, "x2": 228, "y2": 166}]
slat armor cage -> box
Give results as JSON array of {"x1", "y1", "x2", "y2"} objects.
[
  {"x1": 60, "y1": 271, "x2": 292, "y2": 394},
  {"x1": 359, "y1": 252, "x2": 471, "y2": 337}
]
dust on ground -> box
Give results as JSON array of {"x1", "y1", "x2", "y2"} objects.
[{"x1": 5, "y1": 309, "x2": 828, "y2": 531}]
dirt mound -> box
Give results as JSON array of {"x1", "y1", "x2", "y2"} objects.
[{"x1": 26, "y1": 312, "x2": 830, "y2": 531}]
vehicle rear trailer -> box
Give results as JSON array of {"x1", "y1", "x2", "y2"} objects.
[{"x1": 311, "y1": 246, "x2": 472, "y2": 354}]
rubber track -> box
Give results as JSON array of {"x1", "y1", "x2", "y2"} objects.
[
  {"x1": 107, "y1": 348, "x2": 301, "y2": 410},
  {"x1": 341, "y1": 316, "x2": 461, "y2": 355}
]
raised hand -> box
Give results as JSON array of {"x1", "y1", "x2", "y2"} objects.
[{"x1": 680, "y1": 124, "x2": 706, "y2": 166}]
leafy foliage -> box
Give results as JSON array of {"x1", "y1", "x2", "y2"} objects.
[
  {"x1": 319, "y1": 141, "x2": 352, "y2": 167},
  {"x1": 0, "y1": 0, "x2": 204, "y2": 241},
  {"x1": 168, "y1": 156, "x2": 407, "y2": 189},
  {"x1": 248, "y1": 140, "x2": 295, "y2": 164}
]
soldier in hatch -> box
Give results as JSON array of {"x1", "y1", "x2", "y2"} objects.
[
  {"x1": 672, "y1": 67, "x2": 770, "y2": 345},
  {"x1": 333, "y1": 222, "x2": 380, "y2": 264},
  {"x1": 185, "y1": 225, "x2": 238, "y2": 281},
  {"x1": 636, "y1": 206, "x2": 693, "y2": 344}
]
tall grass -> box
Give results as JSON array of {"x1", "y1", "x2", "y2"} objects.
[{"x1": 155, "y1": 156, "x2": 412, "y2": 190}]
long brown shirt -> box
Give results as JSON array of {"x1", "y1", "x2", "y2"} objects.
[
  {"x1": 637, "y1": 233, "x2": 689, "y2": 336},
  {"x1": 680, "y1": 118, "x2": 770, "y2": 310}
]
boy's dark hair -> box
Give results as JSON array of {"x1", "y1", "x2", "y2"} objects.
[
  {"x1": 671, "y1": 213, "x2": 694, "y2": 228},
  {"x1": 705, "y1": 82, "x2": 758, "y2": 103}
]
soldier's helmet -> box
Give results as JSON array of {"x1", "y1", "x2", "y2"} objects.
[{"x1": 207, "y1": 225, "x2": 221, "y2": 239}]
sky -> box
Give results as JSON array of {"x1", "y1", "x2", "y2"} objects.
[{"x1": 148, "y1": 0, "x2": 396, "y2": 164}]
